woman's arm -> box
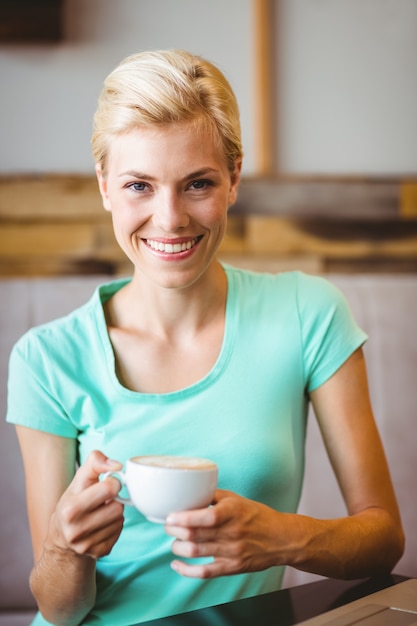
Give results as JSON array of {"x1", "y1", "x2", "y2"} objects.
[
  {"x1": 16, "y1": 426, "x2": 124, "y2": 626},
  {"x1": 303, "y1": 346, "x2": 405, "y2": 577},
  {"x1": 165, "y1": 348, "x2": 405, "y2": 579}
]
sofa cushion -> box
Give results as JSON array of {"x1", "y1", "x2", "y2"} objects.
[{"x1": 0, "y1": 613, "x2": 37, "y2": 626}]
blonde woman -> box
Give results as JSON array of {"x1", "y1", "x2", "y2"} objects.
[{"x1": 7, "y1": 50, "x2": 404, "y2": 626}]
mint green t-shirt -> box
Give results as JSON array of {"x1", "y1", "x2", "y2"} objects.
[{"x1": 6, "y1": 267, "x2": 367, "y2": 625}]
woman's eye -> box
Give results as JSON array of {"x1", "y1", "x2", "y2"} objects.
[
  {"x1": 189, "y1": 179, "x2": 212, "y2": 191},
  {"x1": 127, "y1": 182, "x2": 148, "y2": 192}
]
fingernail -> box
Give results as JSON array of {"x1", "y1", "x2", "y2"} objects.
[{"x1": 166, "y1": 514, "x2": 178, "y2": 525}]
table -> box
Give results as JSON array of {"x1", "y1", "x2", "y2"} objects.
[{"x1": 139, "y1": 574, "x2": 408, "y2": 625}]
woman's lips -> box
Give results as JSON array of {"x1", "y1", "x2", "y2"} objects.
[{"x1": 144, "y1": 236, "x2": 202, "y2": 254}]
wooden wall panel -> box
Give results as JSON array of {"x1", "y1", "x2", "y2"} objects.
[{"x1": 1, "y1": 175, "x2": 416, "y2": 276}]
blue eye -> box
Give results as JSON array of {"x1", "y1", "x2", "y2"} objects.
[
  {"x1": 128, "y1": 182, "x2": 147, "y2": 192},
  {"x1": 189, "y1": 179, "x2": 212, "y2": 190}
]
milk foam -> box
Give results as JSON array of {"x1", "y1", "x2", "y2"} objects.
[{"x1": 132, "y1": 455, "x2": 216, "y2": 470}]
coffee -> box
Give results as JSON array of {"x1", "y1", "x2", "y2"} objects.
[
  {"x1": 102, "y1": 454, "x2": 218, "y2": 523},
  {"x1": 132, "y1": 455, "x2": 216, "y2": 471}
]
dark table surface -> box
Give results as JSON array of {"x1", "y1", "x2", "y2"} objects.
[{"x1": 138, "y1": 574, "x2": 408, "y2": 625}]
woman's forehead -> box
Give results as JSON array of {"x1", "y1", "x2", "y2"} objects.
[{"x1": 105, "y1": 123, "x2": 228, "y2": 177}]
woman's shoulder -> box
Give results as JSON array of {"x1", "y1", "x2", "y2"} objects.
[
  {"x1": 223, "y1": 266, "x2": 352, "y2": 328},
  {"x1": 12, "y1": 278, "x2": 128, "y2": 356},
  {"x1": 224, "y1": 264, "x2": 338, "y2": 298}
]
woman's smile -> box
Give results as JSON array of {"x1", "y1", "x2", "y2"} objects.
[{"x1": 143, "y1": 235, "x2": 203, "y2": 256}]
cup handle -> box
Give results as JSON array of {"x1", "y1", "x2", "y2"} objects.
[{"x1": 101, "y1": 470, "x2": 134, "y2": 505}]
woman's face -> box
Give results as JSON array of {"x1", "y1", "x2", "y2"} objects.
[{"x1": 96, "y1": 122, "x2": 241, "y2": 290}]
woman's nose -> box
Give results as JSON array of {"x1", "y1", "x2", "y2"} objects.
[{"x1": 153, "y1": 191, "x2": 190, "y2": 232}]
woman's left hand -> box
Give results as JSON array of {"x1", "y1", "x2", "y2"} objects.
[{"x1": 165, "y1": 489, "x2": 283, "y2": 578}]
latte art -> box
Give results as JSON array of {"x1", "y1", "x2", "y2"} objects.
[{"x1": 132, "y1": 455, "x2": 216, "y2": 471}]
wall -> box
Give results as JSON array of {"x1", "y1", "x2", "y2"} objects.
[
  {"x1": 277, "y1": 0, "x2": 417, "y2": 175},
  {"x1": 0, "y1": 0, "x2": 255, "y2": 174},
  {"x1": 1, "y1": 1, "x2": 416, "y2": 277},
  {"x1": 1, "y1": 0, "x2": 416, "y2": 177}
]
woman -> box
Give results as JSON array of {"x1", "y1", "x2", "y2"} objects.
[{"x1": 7, "y1": 49, "x2": 404, "y2": 626}]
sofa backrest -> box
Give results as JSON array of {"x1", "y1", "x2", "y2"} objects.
[
  {"x1": 285, "y1": 275, "x2": 417, "y2": 587},
  {"x1": 0, "y1": 277, "x2": 102, "y2": 610}
]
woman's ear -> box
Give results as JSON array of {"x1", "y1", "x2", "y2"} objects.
[
  {"x1": 227, "y1": 157, "x2": 242, "y2": 208},
  {"x1": 95, "y1": 163, "x2": 112, "y2": 212}
]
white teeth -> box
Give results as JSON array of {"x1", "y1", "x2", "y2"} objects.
[{"x1": 146, "y1": 238, "x2": 198, "y2": 253}]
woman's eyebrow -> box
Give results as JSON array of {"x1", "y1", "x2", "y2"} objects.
[
  {"x1": 118, "y1": 167, "x2": 220, "y2": 181},
  {"x1": 118, "y1": 170, "x2": 154, "y2": 179},
  {"x1": 183, "y1": 167, "x2": 220, "y2": 180}
]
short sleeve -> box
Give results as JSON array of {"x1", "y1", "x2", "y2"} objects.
[
  {"x1": 6, "y1": 332, "x2": 78, "y2": 438},
  {"x1": 296, "y1": 273, "x2": 367, "y2": 393}
]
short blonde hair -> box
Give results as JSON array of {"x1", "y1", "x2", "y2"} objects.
[{"x1": 92, "y1": 49, "x2": 243, "y2": 174}]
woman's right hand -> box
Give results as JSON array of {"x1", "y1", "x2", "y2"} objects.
[
  {"x1": 15, "y1": 429, "x2": 125, "y2": 624},
  {"x1": 46, "y1": 450, "x2": 125, "y2": 560}
]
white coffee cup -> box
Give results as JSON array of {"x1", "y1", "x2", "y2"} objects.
[{"x1": 103, "y1": 455, "x2": 218, "y2": 523}]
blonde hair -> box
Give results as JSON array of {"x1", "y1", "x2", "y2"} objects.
[{"x1": 92, "y1": 49, "x2": 242, "y2": 174}]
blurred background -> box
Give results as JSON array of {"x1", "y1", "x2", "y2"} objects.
[{"x1": 0, "y1": 0, "x2": 416, "y2": 275}]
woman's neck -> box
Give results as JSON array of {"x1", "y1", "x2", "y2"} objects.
[{"x1": 106, "y1": 260, "x2": 227, "y2": 341}]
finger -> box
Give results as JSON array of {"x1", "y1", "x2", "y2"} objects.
[
  {"x1": 212, "y1": 489, "x2": 236, "y2": 502},
  {"x1": 61, "y1": 478, "x2": 123, "y2": 524},
  {"x1": 70, "y1": 450, "x2": 122, "y2": 494},
  {"x1": 171, "y1": 558, "x2": 232, "y2": 579},
  {"x1": 165, "y1": 520, "x2": 220, "y2": 543},
  {"x1": 170, "y1": 525, "x2": 243, "y2": 558},
  {"x1": 171, "y1": 538, "x2": 220, "y2": 560},
  {"x1": 58, "y1": 495, "x2": 124, "y2": 549},
  {"x1": 69, "y1": 512, "x2": 125, "y2": 559},
  {"x1": 165, "y1": 495, "x2": 233, "y2": 530},
  {"x1": 165, "y1": 490, "x2": 238, "y2": 537}
]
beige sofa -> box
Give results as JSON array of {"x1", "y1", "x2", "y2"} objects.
[{"x1": 1, "y1": 274, "x2": 416, "y2": 625}]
